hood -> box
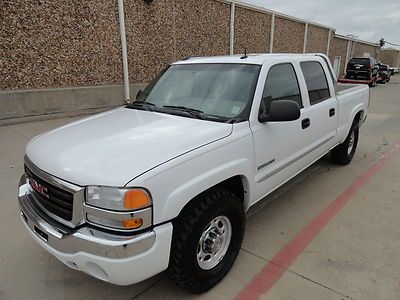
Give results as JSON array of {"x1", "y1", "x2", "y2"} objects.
[{"x1": 26, "y1": 107, "x2": 232, "y2": 186}]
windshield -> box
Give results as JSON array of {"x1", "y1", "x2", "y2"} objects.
[{"x1": 135, "y1": 63, "x2": 260, "y2": 121}]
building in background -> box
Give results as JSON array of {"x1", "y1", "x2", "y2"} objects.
[{"x1": 378, "y1": 48, "x2": 400, "y2": 68}]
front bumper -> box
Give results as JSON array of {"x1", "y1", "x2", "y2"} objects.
[{"x1": 18, "y1": 178, "x2": 172, "y2": 285}]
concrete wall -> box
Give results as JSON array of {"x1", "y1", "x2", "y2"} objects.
[
  {"x1": 124, "y1": 0, "x2": 175, "y2": 84},
  {"x1": 175, "y1": 0, "x2": 231, "y2": 58},
  {"x1": 0, "y1": 0, "x2": 123, "y2": 90},
  {"x1": 2, "y1": 0, "x2": 382, "y2": 92},
  {"x1": 1, "y1": 0, "x2": 232, "y2": 92},
  {"x1": 353, "y1": 42, "x2": 378, "y2": 58},
  {"x1": 329, "y1": 37, "x2": 348, "y2": 76},
  {"x1": 378, "y1": 49, "x2": 400, "y2": 67},
  {"x1": 0, "y1": 83, "x2": 146, "y2": 123},
  {"x1": 306, "y1": 25, "x2": 329, "y2": 53},
  {"x1": 273, "y1": 17, "x2": 305, "y2": 53},
  {"x1": 1, "y1": 0, "x2": 382, "y2": 121},
  {"x1": 234, "y1": 6, "x2": 271, "y2": 54}
]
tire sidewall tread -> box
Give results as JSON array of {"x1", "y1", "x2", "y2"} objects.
[
  {"x1": 331, "y1": 121, "x2": 359, "y2": 165},
  {"x1": 167, "y1": 188, "x2": 245, "y2": 293}
]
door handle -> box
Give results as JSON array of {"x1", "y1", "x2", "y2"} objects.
[
  {"x1": 301, "y1": 118, "x2": 310, "y2": 129},
  {"x1": 329, "y1": 108, "x2": 336, "y2": 117}
]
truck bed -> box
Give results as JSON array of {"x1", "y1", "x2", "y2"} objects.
[
  {"x1": 334, "y1": 82, "x2": 369, "y2": 140},
  {"x1": 334, "y1": 82, "x2": 366, "y2": 96}
]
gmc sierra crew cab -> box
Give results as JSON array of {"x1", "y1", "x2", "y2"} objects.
[{"x1": 18, "y1": 53, "x2": 369, "y2": 293}]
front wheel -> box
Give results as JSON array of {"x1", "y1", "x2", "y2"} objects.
[
  {"x1": 167, "y1": 188, "x2": 245, "y2": 293},
  {"x1": 331, "y1": 121, "x2": 359, "y2": 165}
]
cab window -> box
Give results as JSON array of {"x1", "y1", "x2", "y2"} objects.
[
  {"x1": 300, "y1": 61, "x2": 330, "y2": 105},
  {"x1": 260, "y1": 63, "x2": 302, "y2": 114}
]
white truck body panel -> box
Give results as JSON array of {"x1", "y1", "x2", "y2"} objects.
[{"x1": 26, "y1": 107, "x2": 232, "y2": 186}]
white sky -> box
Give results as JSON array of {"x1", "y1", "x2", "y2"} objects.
[{"x1": 241, "y1": 0, "x2": 400, "y2": 49}]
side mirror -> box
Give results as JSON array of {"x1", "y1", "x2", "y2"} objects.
[{"x1": 259, "y1": 100, "x2": 300, "y2": 123}]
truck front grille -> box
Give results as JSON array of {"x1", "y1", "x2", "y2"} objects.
[{"x1": 25, "y1": 166, "x2": 74, "y2": 221}]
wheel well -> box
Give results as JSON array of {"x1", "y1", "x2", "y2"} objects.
[
  {"x1": 216, "y1": 176, "x2": 245, "y2": 203},
  {"x1": 354, "y1": 110, "x2": 364, "y2": 126},
  {"x1": 176, "y1": 175, "x2": 247, "y2": 220}
]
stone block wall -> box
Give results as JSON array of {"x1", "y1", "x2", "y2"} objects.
[
  {"x1": 306, "y1": 25, "x2": 329, "y2": 53},
  {"x1": 0, "y1": 0, "x2": 123, "y2": 90},
  {"x1": 1, "y1": 0, "x2": 381, "y2": 93},
  {"x1": 273, "y1": 17, "x2": 305, "y2": 53},
  {"x1": 329, "y1": 37, "x2": 348, "y2": 75},
  {"x1": 234, "y1": 6, "x2": 271, "y2": 54}
]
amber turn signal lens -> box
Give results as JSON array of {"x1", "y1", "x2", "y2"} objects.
[
  {"x1": 123, "y1": 189, "x2": 150, "y2": 210},
  {"x1": 123, "y1": 218, "x2": 143, "y2": 229}
]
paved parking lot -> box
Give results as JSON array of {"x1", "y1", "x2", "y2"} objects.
[{"x1": 1, "y1": 76, "x2": 400, "y2": 300}]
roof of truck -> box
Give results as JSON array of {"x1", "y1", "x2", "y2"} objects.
[{"x1": 173, "y1": 53, "x2": 326, "y2": 65}]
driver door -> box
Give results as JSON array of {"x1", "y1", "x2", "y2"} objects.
[{"x1": 250, "y1": 63, "x2": 313, "y2": 202}]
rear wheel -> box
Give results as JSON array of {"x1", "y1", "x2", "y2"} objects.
[
  {"x1": 331, "y1": 120, "x2": 359, "y2": 165},
  {"x1": 167, "y1": 188, "x2": 245, "y2": 293}
]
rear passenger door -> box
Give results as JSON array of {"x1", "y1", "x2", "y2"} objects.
[{"x1": 299, "y1": 60, "x2": 338, "y2": 160}]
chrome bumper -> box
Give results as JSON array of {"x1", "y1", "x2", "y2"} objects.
[{"x1": 18, "y1": 176, "x2": 155, "y2": 259}]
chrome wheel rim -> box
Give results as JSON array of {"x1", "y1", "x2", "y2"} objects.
[
  {"x1": 347, "y1": 131, "x2": 355, "y2": 155},
  {"x1": 197, "y1": 216, "x2": 232, "y2": 270}
]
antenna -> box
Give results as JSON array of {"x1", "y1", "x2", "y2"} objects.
[{"x1": 240, "y1": 48, "x2": 248, "y2": 59}]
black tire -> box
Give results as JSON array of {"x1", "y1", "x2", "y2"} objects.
[
  {"x1": 167, "y1": 188, "x2": 245, "y2": 294},
  {"x1": 331, "y1": 121, "x2": 359, "y2": 165}
]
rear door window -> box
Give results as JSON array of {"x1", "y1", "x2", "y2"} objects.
[
  {"x1": 260, "y1": 63, "x2": 302, "y2": 114},
  {"x1": 300, "y1": 61, "x2": 330, "y2": 105}
]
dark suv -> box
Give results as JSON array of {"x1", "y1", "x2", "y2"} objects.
[
  {"x1": 345, "y1": 57, "x2": 379, "y2": 80},
  {"x1": 377, "y1": 63, "x2": 391, "y2": 83}
]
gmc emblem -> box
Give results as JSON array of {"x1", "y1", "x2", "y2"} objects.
[{"x1": 29, "y1": 178, "x2": 49, "y2": 199}]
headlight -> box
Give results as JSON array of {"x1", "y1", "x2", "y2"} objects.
[
  {"x1": 85, "y1": 186, "x2": 152, "y2": 231},
  {"x1": 86, "y1": 186, "x2": 151, "y2": 211}
]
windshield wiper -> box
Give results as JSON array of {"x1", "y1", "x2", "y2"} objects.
[
  {"x1": 129, "y1": 100, "x2": 156, "y2": 111},
  {"x1": 225, "y1": 117, "x2": 244, "y2": 124},
  {"x1": 162, "y1": 105, "x2": 206, "y2": 120}
]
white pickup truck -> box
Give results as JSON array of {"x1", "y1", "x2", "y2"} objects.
[{"x1": 18, "y1": 53, "x2": 369, "y2": 293}]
